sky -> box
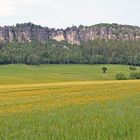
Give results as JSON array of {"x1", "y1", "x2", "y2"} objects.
[{"x1": 0, "y1": 0, "x2": 140, "y2": 28}]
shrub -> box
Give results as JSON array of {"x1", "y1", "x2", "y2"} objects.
[
  {"x1": 129, "y1": 66, "x2": 136, "y2": 71},
  {"x1": 115, "y1": 73, "x2": 127, "y2": 80},
  {"x1": 129, "y1": 72, "x2": 140, "y2": 79}
]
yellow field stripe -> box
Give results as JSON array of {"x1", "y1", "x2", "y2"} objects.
[{"x1": 0, "y1": 80, "x2": 139, "y2": 89}]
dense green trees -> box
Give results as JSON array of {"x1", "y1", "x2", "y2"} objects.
[{"x1": 0, "y1": 39, "x2": 140, "y2": 65}]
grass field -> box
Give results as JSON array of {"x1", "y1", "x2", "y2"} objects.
[
  {"x1": 0, "y1": 64, "x2": 139, "y2": 84},
  {"x1": 0, "y1": 64, "x2": 140, "y2": 139}
]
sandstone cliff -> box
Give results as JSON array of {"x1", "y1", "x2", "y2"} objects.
[{"x1": 0, "y1": 23, "x2": 140, "y2": 45}]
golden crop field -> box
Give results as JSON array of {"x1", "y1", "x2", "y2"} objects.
[{"x1": 0, "y1": 80, "x2": 139, "y2": 115}]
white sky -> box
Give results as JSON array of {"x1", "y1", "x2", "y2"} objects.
[{"x1": 0, "y1": 0, "x2": 140, "y2": 28}]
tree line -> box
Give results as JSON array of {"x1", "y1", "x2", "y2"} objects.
[{"x1": 0, "y1": 39, "x2": 140, "y2": 65}]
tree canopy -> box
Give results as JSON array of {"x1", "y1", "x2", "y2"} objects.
[{"x1": 0, "y1": 39, "x2": 140, "y2": 65}]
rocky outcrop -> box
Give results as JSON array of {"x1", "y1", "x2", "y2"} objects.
[{"x1": 0, "y1": 23, "x2": 140, "y2": 45}]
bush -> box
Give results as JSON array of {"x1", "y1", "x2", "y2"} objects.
[
  {"x1": 129, "y1": 66, "x2": 136, "y2": 71},
  {"x1": 129, "y1": 72, "x2": 140, "y2": 79},
  {"x1": 115, "y1": 73, "x2": 127, "y2": 80}
]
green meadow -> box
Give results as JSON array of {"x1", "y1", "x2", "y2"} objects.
[
  {"x1": 0, "y1": 64, "x2": 140, "y2": 140},
  {"x1": 0, "y1": 64, "x2": 138, "y2": 84}
]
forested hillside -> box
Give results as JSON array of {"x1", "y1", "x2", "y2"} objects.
[{"x1": 0, "y1": 39, "x2": 140, "y2": 65}]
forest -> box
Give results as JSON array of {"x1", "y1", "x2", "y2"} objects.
[{"x1": 0, "y1": 39, "x2": 140, "y2": 65}]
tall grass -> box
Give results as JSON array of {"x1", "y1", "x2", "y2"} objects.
[{"x1": 0, "y1": 99, "x2": 139, "y2": 140}]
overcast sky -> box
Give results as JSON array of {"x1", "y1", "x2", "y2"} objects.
[{"x1": 0, "y1": 0, "x2": 139, "y2": 28}]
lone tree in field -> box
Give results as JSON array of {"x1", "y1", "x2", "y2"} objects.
[{"x1": 102, "y1": 67, "x2": 108, "y2": 73}]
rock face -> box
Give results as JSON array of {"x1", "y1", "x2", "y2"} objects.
[{"x1": 0, "y1": 23, "x2": 140, "y2": 45}]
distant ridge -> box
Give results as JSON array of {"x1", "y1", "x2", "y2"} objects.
[{"x1": 0, "y1": 23, "x2": 140, "y2": 45}]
